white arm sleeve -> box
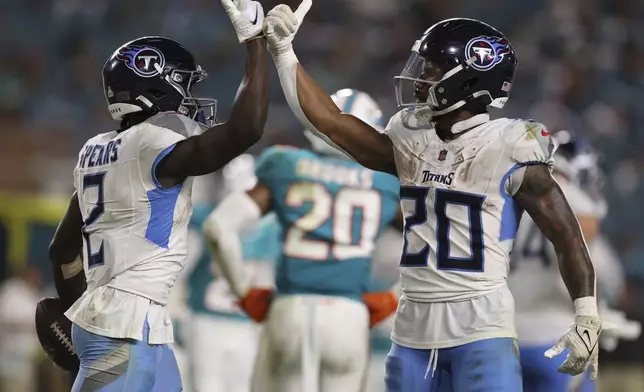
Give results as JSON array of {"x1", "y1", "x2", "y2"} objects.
[
  {"x1": 272, "y1": 49, "x2": 353, "y2": 158},
  {"x1": 202, "y1": 192, "x2": 262, "y2": 298},
  {"x1": 505, "y1": 120, "x2": 556, "y2": 195}
]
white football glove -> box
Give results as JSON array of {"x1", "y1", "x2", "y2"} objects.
[
  {"x1": 263, "y1": 0, "x2": 312, "y2": 56},
  {"x1": 545, "y1": 315, "x2": 612, "y2": 380},
  {"x1": 221, "y1": 0, "x2": 264, "y2": 43},
  {"x1": 599, "y1": 306, "x2": 641, "y2": 352}
]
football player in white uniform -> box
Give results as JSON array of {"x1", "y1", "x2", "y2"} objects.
[
  {"x1": 262, "y1": 3, "x2": 607, "y2": 391},
  {"x1": 46, "y1": 1, "x2": 269, "y2": 389},
  {"x1": 510, "y1": 131, "x2": 640, "y2": 392}
]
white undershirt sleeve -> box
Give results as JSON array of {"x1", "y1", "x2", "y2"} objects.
[
  {"x1": 202, "y1": 192, "x2": 262, "y2": 298},
  {"x1": 271, "y1": 48, "x2": 353, "y2": 158}
]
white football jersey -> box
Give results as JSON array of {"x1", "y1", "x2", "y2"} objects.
[
  {"x1": 386, "y1": 110, "x2": 553, "y2": 348},
  {"x1": 388, "y1": 111, "x2": 554, "y2": 302},
  {"x1": 65, "y1": 112, "x2": 201, "y2": 344}
]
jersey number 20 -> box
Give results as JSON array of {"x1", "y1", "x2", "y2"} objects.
[
  {"x1": 82, "y1": 172, "x2": 106, "y2": 269},
  {"x1": 283, "y1": 182, "x2": 381, "y2": 261},
  {"x1": 400, "y1": 187, "x2": 485, "y2": 271}
]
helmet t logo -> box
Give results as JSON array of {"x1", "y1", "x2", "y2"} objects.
[
  {"x1": 472, "y1": 47, "x2": 492, "y2": 63},
  {"x1": 139, "y1": 55, "x2": 158, "y2": 71}
]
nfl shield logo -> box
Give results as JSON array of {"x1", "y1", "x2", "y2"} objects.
[{"x1": 438, "y1": 150, "x2": 448, "y2": 162}]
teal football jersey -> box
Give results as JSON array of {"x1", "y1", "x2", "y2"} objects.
[
  {"x1": 187, "y1": 203, "x2": 282, "y2": 319},
  {"x1": 255, "y1": 146, "x2": 400, "y2": 300}
]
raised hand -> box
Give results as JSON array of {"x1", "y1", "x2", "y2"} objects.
[
  {"x1": 222, "y1": 0, "x2": 265, "y2": 43},
  {"x1": 263, "y1": 0, "x2": 312, "y2": 56}
]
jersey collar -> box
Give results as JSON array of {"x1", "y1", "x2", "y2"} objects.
[{"x1": 451, "y1": 113, "x2": 490, "y2": 134}]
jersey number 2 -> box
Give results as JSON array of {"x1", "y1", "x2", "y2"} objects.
[
  {"x1": 283, "y1": 182, "x2": 381, "y2": 261},
  {"x1": 82, "y1": 172, "x2": 106, "y2": 269},
  {"x1": 400, "y1": 187, "x2": 485, "y2": 271}
]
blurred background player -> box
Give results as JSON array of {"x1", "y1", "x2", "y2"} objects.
[
  {"x1": 45, "y1": 1, "x2": 269, "y2": 389},
  {"x1": 509, "y1": 130, "x2": 641, "y2": 392},
  {"x1": 180, "y1": 155, "x2": 281, "y2": 392},
  {"x1": 364, "y1": 228, "x2": 403, "y2": 392},
  {"x1": 0, "y1": 267, "x2": 42, "y2": 392},
  {"x1": 203, "y1": 89, "x2": 403, "y2": 392}
]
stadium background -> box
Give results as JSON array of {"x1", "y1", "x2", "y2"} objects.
[{"x1": 1, "y1": 0, "x2": 643, "y2": 390}]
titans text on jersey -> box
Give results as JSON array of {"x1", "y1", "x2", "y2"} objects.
[{"x1": 78, "y1": 139, "x2": 122, "y2": 168}]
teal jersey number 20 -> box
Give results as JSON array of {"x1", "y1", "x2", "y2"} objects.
[{"x1": 255, "y1": 146, "x2": 400, "y2": 300}]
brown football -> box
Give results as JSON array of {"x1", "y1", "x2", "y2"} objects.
[{"x1": 35, "y1": 297, "x2": 79, "y2": 372}]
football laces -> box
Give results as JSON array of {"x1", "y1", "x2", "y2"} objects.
[{"x1": 50, "y1": 322, "x2": 76, "y2": 355}]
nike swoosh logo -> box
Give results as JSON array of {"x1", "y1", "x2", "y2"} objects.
[
  {"x1": 576, "y1": 326, "x2": 598, "y2": 353},
  {"x1": 541, "y1": 129, "x2": 551, "y2": 137},
  {"x1": 251, "y1": 5, "x2": 259, "y2": 24}
]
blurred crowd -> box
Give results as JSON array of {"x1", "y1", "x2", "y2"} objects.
[
  {"x1": 3, "y1": 0, "x2": 644, "y2": 242},
  {"x1": 1, "y1": 0, "x2": 644, "y2": 390}
]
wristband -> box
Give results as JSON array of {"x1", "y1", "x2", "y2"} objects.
[{"x1": 574, "y1": 296, "x2": 599, "y2": 317}]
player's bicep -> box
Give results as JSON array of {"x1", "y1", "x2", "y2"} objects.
[
  {"x1": 514, "y1": 158, "x2": 595, "y2": 299},
  {"x1": 49, "y1": 192, "x2": 87, "y2": 307},
  {"x1": 332, "y1": 115, "x2": 396, "y2": 174},
  {"x1": 49, "y1": 192, "x2": 83, "y2": 265},
  {"x1": 513, "y1": 164, "x2": 582, "y2": 250},
  {"x1": 163, "y1": 121, "x2": 261, "y2": 179}
]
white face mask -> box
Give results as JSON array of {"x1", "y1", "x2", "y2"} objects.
[
  {"x1": 393, "y1": 41, "x2": 435, "y2": 109},
  {"x1": 166, "y1": 67, "x2": 218, "y2": 128}
]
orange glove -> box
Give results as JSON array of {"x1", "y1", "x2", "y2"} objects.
[
  {"x1": 238, "y1": 287, "x2": 273, "y2": 323},
  {"x1": 362, "y1": 291, "x2": 398, "y2": 328}
]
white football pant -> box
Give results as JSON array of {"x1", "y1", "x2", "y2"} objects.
[
  {"x1": 252, "y1": 295, "x2": 370, "y2": 392},
  {"x1": 187, "y1": 313, "x2": 260, "y2": 392},
  {"x1": 365, "y1": 353, "x2": 387, "y2": 392}
]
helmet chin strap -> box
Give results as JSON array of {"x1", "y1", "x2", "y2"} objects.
[
  {"x1": 413, "y1": 106, "x2": 434, "y2": 124},
  {"x1": 413, "y1": 104, "x2": 490, "y2": 134},
  {"x1": 450, "y1": 113, "x2": 490, "y2": 134}
]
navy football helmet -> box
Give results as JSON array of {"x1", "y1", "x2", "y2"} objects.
[
  {"x1": 102, "y1": 36, "x2": 217, "y2": 127},
  {"x1": 395, "y1": 18, "x2": 517, "y2": 117}
]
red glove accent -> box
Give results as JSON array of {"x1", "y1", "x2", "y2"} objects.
[
  {"x1": 238, "y1": 287, "x2": 273, "y2": 323},
  {"x1": 362, "y1": 291, "x2": 398, "y2": 328}
]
